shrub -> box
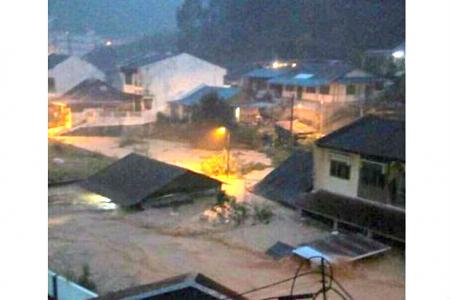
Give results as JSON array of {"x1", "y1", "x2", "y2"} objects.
[
  {"x1": 229, "y1": 199, "x2": 249, "y2": 225},
  {"x1": 253, "y1": 204, "x2": 274, "y2": 224},
  {"x1": 78, "y1": 264, "x2": 97, "y2": 292},
  {"x1": 240, "y1": 162, "x2": 270, "y2": 175},
  {"x1": 232, "y1": 126, "x2": 261, "y2": 148}
]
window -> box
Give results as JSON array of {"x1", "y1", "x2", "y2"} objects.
[
  {"x1": 319, "y1": 85, "x2": 330, "y2": 95},
  {"x1": 330, "y1": 160, "x2": 351, "y2": 180},
  {"x1": 143, "y1": 98, "x2": 153, "y2": 110},
  {"x1": 285, "y1": 85, "x2": 294, "y2": 92},
  {"x1": 48, "y1": 77, "x2": 55, "y2": 92},
  {"x1": 306, "y1": 86, "x2": 316, "y2": 93},
  {"x1": 124, "y1": 72, "x2": 133, "y2": 85},
  {"x1": 360, "y1": 161, "x2": 385, "y2": 189},
  {"x1": 346, "y1": 84, "x2": 356, "y2": 95}
]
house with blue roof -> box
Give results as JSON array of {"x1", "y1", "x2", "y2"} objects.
[
  {"x1": 169, "y1": 84, "x2": 240, "y2": 121},
  {"x1": 242, "y1": 59, "x2": 381, "y2": 132}
]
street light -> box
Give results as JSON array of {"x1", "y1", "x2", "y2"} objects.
[{"x1": 215, "y1": 126, "x2": 231, "y2": 176}]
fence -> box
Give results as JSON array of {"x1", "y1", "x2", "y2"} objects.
[{"x1": 48, "y1": 270, "x2": 98, "y2": 300}]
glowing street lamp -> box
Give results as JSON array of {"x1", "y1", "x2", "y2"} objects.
[{"x1": 215, "y1": 126, "x2": 231, "y2": 176}]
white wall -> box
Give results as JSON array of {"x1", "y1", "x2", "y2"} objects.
[
  {"x1": 48, "y1": 56, "x2": 105, "y2": 95},
  {"x1": 132, "y1": 53, "x2": 226, "y2": 116},
  {"x1": 313, "y1": 145, "x2": 361, "y2": 197}
]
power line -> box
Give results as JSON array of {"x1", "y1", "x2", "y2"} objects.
[{"x1": 231, "y1": 256, "x2": 352, "y2": 300}]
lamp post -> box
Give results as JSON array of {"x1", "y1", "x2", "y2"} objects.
[{"x1": 216, "y1": 126, "x2": 231, "y2": 176}]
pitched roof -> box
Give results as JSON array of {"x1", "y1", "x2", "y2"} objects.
[
  {"x1": 62, "y1": 79, "x2": 136, "y2": 102},
  {"x1": 172, "y1": 85, "x2": 240, "y2": 106},
  {"x1": 93, "y1": 273, "x2": 247, "y2": 300},
  {"x1": 48, "y1": 53, "x2": 70, "y2": 70},
  {"x1": 243, "y1": 67, "x2": 293, "y2": 79},
  {"x1": 253, "y1": 150, "x2": 313, "y2": 208},
  {"x1": 316, "y1": 115, "x2": 405, "y2": 161},
  {"x1": 80, "y1": 153, "x2": 221, "y2": 206},
  {"x1": 267, "y1": 60, "x2": 375, "y2": 87}
]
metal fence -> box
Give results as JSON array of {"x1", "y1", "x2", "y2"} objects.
[{"x1": 48, "y1": 270, "x2": 98, "y2": 300}]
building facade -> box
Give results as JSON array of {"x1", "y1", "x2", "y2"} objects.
[
  {"x1": 48, "y1": 54, "x2": 105, "y2": 96},
  {"x1": 120, "y1": 53, "x2": 227, "y2": 120}
]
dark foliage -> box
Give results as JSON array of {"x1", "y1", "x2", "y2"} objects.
[
  {"x1": 191, "y1": 92, "x2": 235, "y2": 127},
  {"x1": 177, "y1": 0, "x2": 405, "y2": 65}
]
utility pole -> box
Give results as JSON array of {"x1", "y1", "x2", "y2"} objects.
[
  {"x1": 289, "y1": 95, "x2": 295, "y2": 148},
  {"x1": 226, "y1": 129, "x2": 231, "y2": 176},
  {"x1": 321, "y1": 258, "x2": 327, "y2": 300}
]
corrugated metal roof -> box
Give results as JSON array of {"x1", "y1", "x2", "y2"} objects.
[
  {"x1": 61, "y1": 79, "x2": 136, "y2": 102},
  {"x1": 267, "y1": 61, "x2": 359, "y2": 87},
  {"x1": 253, "y1": 150, "x2": 313, "y2": 207},
  {"x1": 93, "y1": 273, "x2": 248, "y2": 300},
  {"x1": 243, "y1": 67, "x2": 292, "y2": 79},
  {"x1": 292, "y1": 233, "x2": 391, "y2": 263},
  {"x1": 172, "y1": 85, "x2": 240, "y2": 106},
  {"x1": 81, "y1": 153, "x2": 221, "y2": 207},
  {"x1": 316, "y1": 115, "x2": 405, "y2": 161}
]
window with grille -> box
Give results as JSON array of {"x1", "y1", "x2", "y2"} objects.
[{"x1": 330, "y1": 160, "x2": 351, "y2": 180}]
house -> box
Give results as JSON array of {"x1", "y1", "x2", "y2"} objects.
[
  {"x1": 118, "y1": 53, "x2": 227, "y2": 119},
  {"x1": 255, "y1": 115, "x2": 405, "y2": 242},
  {"x1": 48, "y1": 53, "x2": 105, "y2": 96},
  {"x1": 80, "y1": 153, "x2": 222, "y2": 209},
  {"x1": 300, "y1": 115, "x2": 405, "y2": 241},
  {"x1": 242, "y1": 60, "x2": 381, "y2": 132},
  {"x1": 93, "y1": 273, "x2": 247, "y2": 300},
  {"x1": 52, "y1": 79, "x2": 152, "y2": 129},
  {"x1": 169, "y1": 84, "x2": 240, "y2": 121}
]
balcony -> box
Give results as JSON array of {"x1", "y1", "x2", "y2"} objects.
[{"x1": 123, "y1": 84, "x2": 144, "y2": 95}]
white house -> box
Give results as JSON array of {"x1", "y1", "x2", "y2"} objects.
[
  {"x1": 119, "y1": 53, "x2": 227, "y2": 120},
  {"x1": 48, "y1": 54, "x2": 105, "y2": 96}
]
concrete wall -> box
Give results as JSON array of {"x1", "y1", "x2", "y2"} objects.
[
  {"x1": 123, "y1": 53, "x2": 226, "y2": 117},
  {"x1": 313, "y1": 145, "x2": 361, "y2": 198},
  {"x1": 48, "y1": 56, "x2": 105, "y2": 95}
]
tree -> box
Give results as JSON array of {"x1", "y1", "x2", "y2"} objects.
[
  {"x1": 191, "y1": 93, "x2": 235, "y2": 127},
  {"x1": 176, "y1": 0, "x2": 405, "y2": 65}
]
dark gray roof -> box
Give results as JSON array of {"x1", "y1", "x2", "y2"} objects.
[
  {"x1": 253, "y1": 150, "x2": 313, "y2": 207},
  {"x1": 121, "y1": 52, "x2": 178, "y2": 69},
  {"x1": 172, "y1": 85, "x2": 240, "y2": 106},
  {"x1": 62, "y1": 79, "x2": 136, "y2": 102},
  {"x1": 83, "y1": 43, "x2": 176, "y2": 73},
  {"x1": 80, "y1": 153, "x2": 221, "y2": 207},
  {"x1": 297, "y1": 190, "x2": 405, "y2": 241},
  {"x1": 93, "y1": 273, "x2": 247, "y2": 300},
  {"x1": 316, "y1": 115, "x2": 405, "y2": 162},
  {"x1": 48, "y1": 53, "x2": 70, "y2": 70}
]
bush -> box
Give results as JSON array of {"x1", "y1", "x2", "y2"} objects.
[
  {"x1": 156, "y1": 112, "x2": 171, "y2": 125},
  {"x1": 232, "y1": 126, "x2": 261, "y2": 148},
  {"x1": 200, "y1": 152, "x2": 242, "y2": 176},
  {"x1": 78, "y1": 264, "x2": 97, "y2": 292},
  {"x1": 119, "y1": 132, "x2": 143, "y2": 147},
  {"x1": 229, "y1": 200, "x2": 249, "y2": 225},
  {"x1": 253, "y1": 204, "x2": 274, "y2": 224},
  {"x1": 240, "y1": 162, "x2": 270, "y2": 175}
]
